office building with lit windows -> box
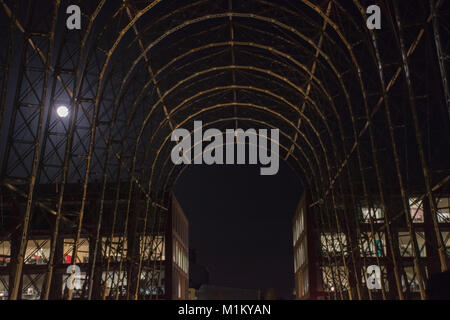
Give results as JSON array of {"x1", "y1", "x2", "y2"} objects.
[
  {"x1": 165, "y1": 193, "x2": 189, "y2": 300},
  {"x1": 0, "y1": 184, "x2": 188, "y2": 300},
  {"x1": 293, "y1": 191, "x2": 450, "y2": 300}
]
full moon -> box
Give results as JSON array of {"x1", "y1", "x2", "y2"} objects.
[{"x1": 56, "y1": 105, "x2": 69, "y2": 118}]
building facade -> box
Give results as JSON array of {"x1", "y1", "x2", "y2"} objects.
[{"x1": 293, "y1": 191, "x2": 450, "y2": 300}]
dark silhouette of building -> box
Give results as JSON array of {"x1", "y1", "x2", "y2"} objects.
[
  {"x1": 426, "y1": 270, "x2": 450, "y2": 299},
  {"x1": 188, "y1": 249, "x2": 210, "y2": 290}
]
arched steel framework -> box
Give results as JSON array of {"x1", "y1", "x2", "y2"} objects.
[{"x1": 0, "y1": 0, "x2": 449, "y2": 300}]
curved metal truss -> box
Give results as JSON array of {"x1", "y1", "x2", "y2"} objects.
[{"x1": 0, "y1": 0, "x2": 449, "y2": 300}]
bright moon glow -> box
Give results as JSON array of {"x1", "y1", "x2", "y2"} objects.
[{"x1": 56, "y1": 105, "x2": 69, "y2": 117}]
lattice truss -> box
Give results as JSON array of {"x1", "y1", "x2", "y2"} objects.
[{"x1": 0, "y1": 0, "x2": 449, "y2": 300}]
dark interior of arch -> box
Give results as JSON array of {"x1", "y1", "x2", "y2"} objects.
[{"x1": 0, "y1": 0, "x2": 449, "y2": 300}]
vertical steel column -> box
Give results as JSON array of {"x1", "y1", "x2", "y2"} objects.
[
  {"x1": 6, "y1": 0, "x2": 60, "y2": 300},
  {"x1": 0, "y1": 0, "x2": 12, "y2": 132},
  {"x1": 430, "y1": 0, "x2": 450, "y2": 120},
  {"x1": 361, "y1": 4, "x2": 427, "y2": 297}
]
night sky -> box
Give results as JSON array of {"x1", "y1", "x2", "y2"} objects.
[{"x1": 174, "y1": 161, "x2": 302, "y2": 299}]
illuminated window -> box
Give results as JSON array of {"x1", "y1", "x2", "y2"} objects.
[
  {"x1": 0, "y1": 275, "x2": 8, "y2": 298},
  {"x1": 298, "y1": 239, "x2": 307, "y2": 268},
  {"x1": 302, "y1": 267, "x2": 309, "y2": 296},
  {"x1": 361, "y1": 206, "x2": 383, "y2": 223},
  {"x1": 409, "y1": 198, "x2": 424, "y2": 223},
  {"x1": 22, "y1": 274, "x2": 42, "y2": 299},
  {"x1": 321, "y1": 266, "x2": 349, "y2": 292},
  {"x1": 359, "y1": 233, "x2": 385, "y2": 257},
  {"x1": 402, "y1": 266, "x2": 420, "y2": 292},
  {"x1": 321, "y1": 233, "x2": 347, "y2": 255},
  {"x1": 293, "y1": 208, "x2": 304, "y2": 245},
  {"x1": 0, "y1": 241, "x2": 10, "y2": 266},
  {"x1": 139, "y1": 236, "x2": 165, "y2": 261},
  {"x1": 442, "y1": 232, "x2": 450, "y2": 255}
]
